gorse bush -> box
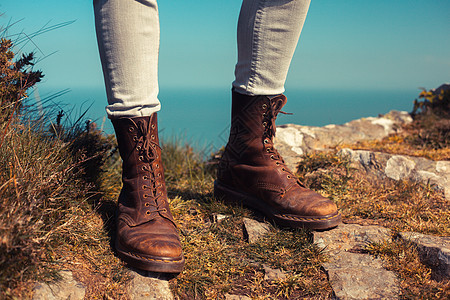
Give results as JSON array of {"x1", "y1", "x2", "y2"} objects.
[
  {"x1": 410, "y1": 85, "x2": 450, "y2": 150},
  {"x1": 0, "y1": 38, "x2": 43, "y2": 124},
  {"x1": 412, "y1": 84, "x2": 450, "y2": 119}
]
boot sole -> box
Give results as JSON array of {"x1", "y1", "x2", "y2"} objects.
[
  {"x1": 115, "y1": 239, "x2": 185, "y2": 273},
  {"x1": 214, "y1": 180, "x2": 341, "y2": 230}
]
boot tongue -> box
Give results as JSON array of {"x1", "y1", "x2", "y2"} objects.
[{"x1": 136, "y1": 118, "x2": 158, "y2": 162}]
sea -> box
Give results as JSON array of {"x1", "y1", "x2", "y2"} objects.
[{"x1": 34, "y1": 86, "x2": 419, "y2": 155}]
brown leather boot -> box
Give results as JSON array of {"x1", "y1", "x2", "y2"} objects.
[
  {"x1": 112, "y1": 113, "x2": 184, "y2": 272},
  {"x1": 215, "y1": 91, "x2": 341, "y2": 230}
]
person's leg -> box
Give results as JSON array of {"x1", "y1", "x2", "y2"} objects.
[
  {"x1": 233, "y1": 0, "x2": 310, "y2": 96},
  {"x1": 94, "y1": 0, "x2": 160, "y2": 119},
  {"x1": 216, "y1": 0, "x2": 341, "y2": 230},
  {"x1": 94, "y1": 0, "x2": 184, "y2": 272}
]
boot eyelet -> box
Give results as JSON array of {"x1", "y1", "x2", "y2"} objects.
[
  {"x1": 143, "y1": 176, "x2": 148, "y2": 180},
  {"x1": 270, "y1": 155, "x2": 274, "y2": 159},
  {"x1": 262, "y1": 122, "x2": 267, "y2": 127},
  {"x1": 262, "y1": 104, "x2": 267, "y2": 110},
  {"x1": 133, "y1": 136, "x2": 138, "y2": 141},
  {"x1": 157, "y1": 173, "x2": 161, "y2": 177},
  {"x1": 136, "y1": 146, "x2": 141, "y2": 151},
  {"x1": 282, "y1": 168, "x2": 286, "y2": 171},
  {"x1": 129, "y1": 127, "x2": 134, "y2": 132},
  {"x1": 146, "y1": 211, "x2": 151, "y2": 215},
  {"x1": 142, "y1": 185, "x2": 148, "y2": 189},
  {"x1": 143, "y1": 194, "x2": 149, "y2": 198},
  {"x1": 138, "y1": 156, "x2": 144, "y2": 161},
  {"x1": 263, "y1": 139, "x2": 269, "y2": 144},
  {"x1": 151, "y1": 135, "x2": 155, "y2": 139},
  {"x1": 145, "y1": 202, "x2": 150, "y2": 207},
  {"x1": 151, "y1": 124, "x2": 155, "y2": 129},
  {"x1": 287, "y1": 175, "x2": 291, "y2": 179},
  {"x1": 276, "y1": 162, "x2": 280, "y2": 166},
  {"x1": 156, "y1": 164, "x2": 159, "y2": 168}
]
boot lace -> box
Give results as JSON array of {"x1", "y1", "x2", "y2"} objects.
[
  {"x1": 262, "y1": 97, "x2": 298, "y2": 182},
  {"x1": 132, "y1": 119, "x2": 166, "y2": 214}
]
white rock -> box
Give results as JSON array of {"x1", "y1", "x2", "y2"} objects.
[
  {"x1": 338, "y1": 149, "x2": 373, "y2": 168},
  {"x1": 436, "y1": 161, "x2": 450, "y2": 174},
  {"x1": 33, "y1": 271, "x2": 85, "y2": 300},
  {"x1": 243, "y1": 218, "x2": 271, "y2": 243},
  {"x1": 127, "y1": 269, "x2": 174, "y2": 300},
  {"x1": 385, "y1": 156, "x2": 416, "y2": 180},
  {"x1": 371, "y1": 118, "x2": 395, "y2": 134},
  {"x1": 416, "y1": 170, "x2": 440, "y2": 183},
  {"x1": 276, "y1": 127, "x2": 304, "y2": 146}
]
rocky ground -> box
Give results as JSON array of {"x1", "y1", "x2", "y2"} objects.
[{"x1": 32, "y1": 111, "x2": 449, "y2": 299}]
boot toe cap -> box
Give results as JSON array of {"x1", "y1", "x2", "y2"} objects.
[
  {"x1": 285, "y1": 188, "x2": 338, "y2": 217},
  {"x1": 117, "y1": 219, "x2": 183, "y2": 259}
]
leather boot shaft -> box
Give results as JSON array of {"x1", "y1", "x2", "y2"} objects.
[
  {"x1": 218, "y1": 91, "x2": 291, "y2": 187},
  {"x1": 112, "y1": 114, "x2": 175, "y2": 227}
]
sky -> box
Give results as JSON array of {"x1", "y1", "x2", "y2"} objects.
[{"x1": 1, "y1": 0, "x2": 449, "y2": 93}]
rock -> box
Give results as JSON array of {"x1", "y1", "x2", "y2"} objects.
[
  {"x1": 314, "y1": 224, "x2": 392, "y2": 254},
  {"x1": 325, "y1": 252, "x2": 399, "y2": 300},
  {"x1": 33, "y1": 270, "x2": 85, "y2": 300},
  {"x1": 263, "y1": 264, "x2": 287, "y2": 282},
  {"x1": 242, "y1": 218, "x2": 271, "y2": 243},
  {"x1": 399, "y1": 232, "x2": 450, "y2": 278},
  {"x1": 225, "y1": 294, "x2": 252, "y2": 300},
  {"x1": 127, "y1": 268, "x2": 174, "y2": 300},
  {"x1": 338, "y1": 149, "x2": 450, "y2": 199},
  {"x1": 211, "y1": 213, "x2": 229, "y2": 223},
  {"x1": 385, "y1": 155, "x2": 416, "y2": 180},
  {"x1": 314, "y1": 224, "x2": 399, "y2": 299},
  {"x1": 275, "y1": 110, "x2": 412, "y2": 171}
]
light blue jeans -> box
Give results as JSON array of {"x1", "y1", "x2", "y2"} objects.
[{"x1": 94, "y1": 0, "x2": 310, "y2": 119}]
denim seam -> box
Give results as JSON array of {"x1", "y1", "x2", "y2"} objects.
[{"x1": 247, "y1": 0, "x2": 267, "y2": 94}]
